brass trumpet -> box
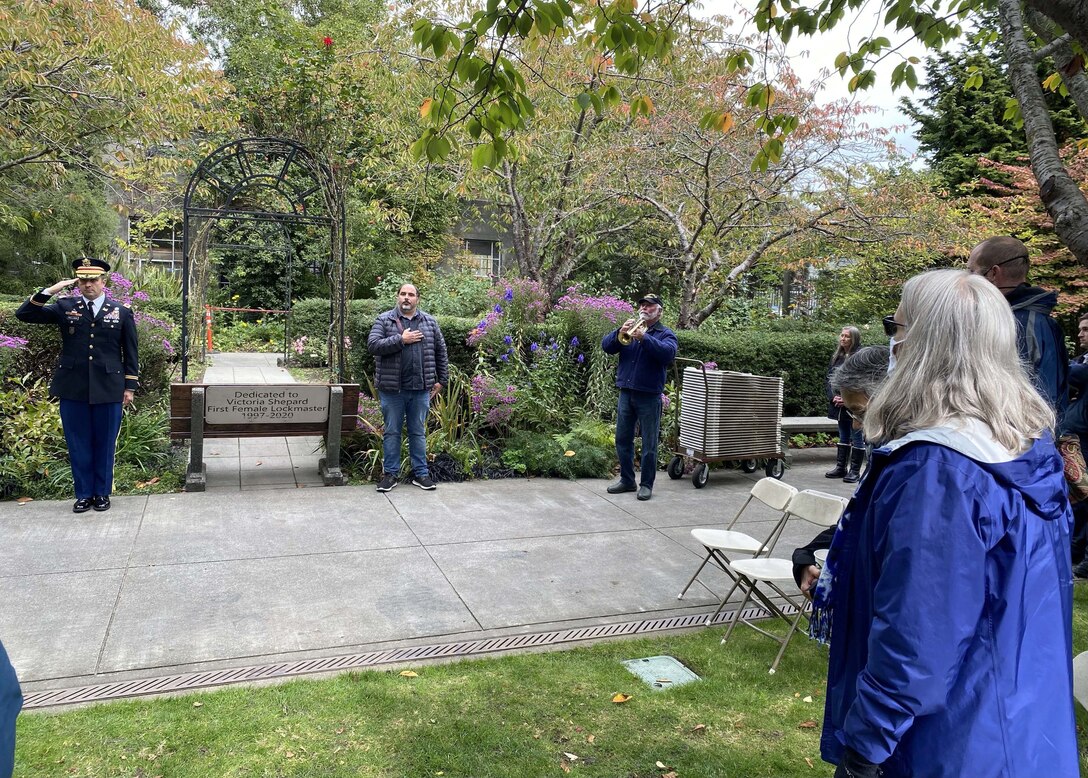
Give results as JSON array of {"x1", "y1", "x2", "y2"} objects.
[{"x1": 618, "y1": 313, "x2": 649, "y2": 346}]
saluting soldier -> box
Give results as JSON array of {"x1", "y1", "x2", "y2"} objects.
[{"x1": 16, "y1": 257, "x2": 138, "y2": 513}]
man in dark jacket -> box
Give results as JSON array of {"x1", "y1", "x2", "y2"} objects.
[
  {"x1": 968, "y1": 236, "x2": 1069, "y2": 419},
  {"x1": 15, "y1": 257, "x2": 138, "y2": 513},
  {"x1": 366, "y1": 283, "x2": 448, "y2": 492},
  {"x1": 601, "y1": 293, "x2": 678, "y2": 501}
]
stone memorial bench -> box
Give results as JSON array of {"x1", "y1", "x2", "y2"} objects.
[
  {"x1": 170, "y1": 383, "x2": 360, "y2": 491},
  {"x1": 780, "y1": 416, "x2": 838, "y2": 436}
]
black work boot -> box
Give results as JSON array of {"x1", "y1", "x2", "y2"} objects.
[
  {"x1": 843, "y1": 447, "x2": 866, "y2": 484},
  {"x1": 825, "y1": 444, "x2": 849, "y2": 478}
]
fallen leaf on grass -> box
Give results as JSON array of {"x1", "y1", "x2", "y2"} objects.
[
  {"x1": 656, "y1": 761, "x2": 668, "y2": 769},
  {"x1": 16, "y1": 497, "x2": 32, "y2": 504},
  {"x1": 564, "y1": 450, "x2": 576, "y2": 457},
  {"x1": 192, "y1": 702, "x2": 203, "y2": 708},
  {"x1": 798, "y1": 720, "x2": 817, "y2": 729},
  {"x1": 564, "y1": 752, "x2": 580, "y2": 761},
  {"x1": 399, "y1": 670, "x2": 418, "y2": 678},
  {"x1": 662, "y1": 773, "x2": 678, "y2": 778},
  {"x1": 135, "y1": 477, "x2": 160, "y2": 488},
  {"x1": 586, "y1": 734, "x2": 595, "y2": 744},
  {"x1": 805, "y1": 757, "x2": 814, "y2": 768},
  {"x1": 285, "y1": 751, "x2": 295, "y2": 758},
  {"x1": 690, "y1": 724, "x2": 707, "y2": 735},
  {"x1": 802, "y1": 695, "x2": 813, "y2": 703},
  {"x1": 611, "y1": 693, "x2": 631, "y2": 704}
]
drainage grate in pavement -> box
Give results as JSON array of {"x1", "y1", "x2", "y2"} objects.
[{"x1": 23, "y1": 603, "x2": 792, "y2": 709}]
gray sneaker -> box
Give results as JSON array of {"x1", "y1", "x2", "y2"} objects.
[{"x1": 376, "y1": 473, "x2": 398, "y2": 492}]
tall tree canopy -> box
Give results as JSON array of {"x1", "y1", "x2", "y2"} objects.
[
  {"x1": 416, "y1": 0, "x2": 1088, "y2": 267},
  {"x1": 0, "y1": 0, "x2": 231, "y2": 231}
]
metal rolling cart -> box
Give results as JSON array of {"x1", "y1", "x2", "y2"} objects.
[{"x1": 665, "y1": 358, "x2": 786, "y2": 488}]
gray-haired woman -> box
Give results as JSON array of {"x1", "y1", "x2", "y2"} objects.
[{"x1": 813, "y1": 269, "x2": 1075, "y2": 778}]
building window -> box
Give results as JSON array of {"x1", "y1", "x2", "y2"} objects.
[
  {"x1": 130, "y1": 219, "x2": 183, "y2": 274},
  {"x1": 463, "y1": 238, "x2": 501, "y2": 279}
]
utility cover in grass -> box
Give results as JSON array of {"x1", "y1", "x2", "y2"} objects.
[{"x1": 622, "y1": 656, "x2": 701, "y2": 690}]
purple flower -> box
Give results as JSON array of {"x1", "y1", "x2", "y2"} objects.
[
  {"x1": 0, "y1": 333, "x2": 29, "y2": 350},
  {"x1": 493, "y1": 304, "x2": 503, "y2": 313},
  {"x1": 703, "y1": 361, "x2": 718, "y2": 371},
  {"x1": 499, "y1": 353, "x2": 508, "y2": 361},
  {"x1": 530, "y1": 342, "x2": 538, "y2": 352},
  {"x1": 577, "y1": 353, "x2": 584, "y2": 363},
  {"x1": 570, "y1": 336, "x2": 579, "y2": 347},
  {"x1": 504, "y1": 335, "x2": 512, "y2": 345},
  {"x1": 504, "y1": 288, "x2": 514, "y2": 301}
]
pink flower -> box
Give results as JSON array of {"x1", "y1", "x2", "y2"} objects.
[{"x1": 322, "y1": 36, "x2": 334, "y2": 47}]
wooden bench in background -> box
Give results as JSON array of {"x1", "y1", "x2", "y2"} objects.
[{"x1": 170, "y1": 383, "x2": 360, "y2": 491}]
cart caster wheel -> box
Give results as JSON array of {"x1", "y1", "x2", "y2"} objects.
[
  {"x1": 667, "y1": 456, "x2": 684, "y2": 480},
  {"x1": 765, "y1": 459, "x2": 785, "y2": 479},
  {"x1": 692, "y1": 463, "x2": 709, "y2": 489},
  {"x1": 740, "y1": 459, "x2": 757, "y2": 473}
]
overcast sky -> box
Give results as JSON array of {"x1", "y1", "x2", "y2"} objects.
[{"x1": 693, "y1": 0, "x2": 926, "y2": 160}]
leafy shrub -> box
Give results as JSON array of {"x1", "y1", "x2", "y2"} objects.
[
  {"x1": 0, "y1": 377, "x2": 71, "y2": 499},
  {"x1": 501, "y1": 427, "x2": 614, "y2": 479}
]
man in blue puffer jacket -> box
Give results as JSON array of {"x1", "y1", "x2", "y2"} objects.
[
  {"x1": 601, "y1": 294, "x2": 678, "y2": 501},
  {"x1": 367, "y1": 283, "x2": 448, "y2": 492}
]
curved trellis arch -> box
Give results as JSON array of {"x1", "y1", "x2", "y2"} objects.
[{"x1": 180, "y1": 137, "x2": 347, "y2": 382}]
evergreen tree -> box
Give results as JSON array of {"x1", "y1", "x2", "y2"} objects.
[{"x1": 902, "y1": 42, "x2": 1086, "y2": 189}]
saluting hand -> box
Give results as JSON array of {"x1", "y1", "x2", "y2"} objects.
[{"x1": 44, "y1": 278, "x2": 78, "y2": 296}]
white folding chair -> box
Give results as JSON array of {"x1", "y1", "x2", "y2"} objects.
[
  {"x1": 720, "y1": 489, "x2": 848, "y2": 673},
  {"x1": 1073, "y1": 651, "x2": 1088, "y2": 711},
  {"x1": 677, "y1": 477, "x2": 799, "y2": 625}
]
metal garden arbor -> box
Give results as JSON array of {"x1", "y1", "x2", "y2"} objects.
[{"x1": 180, "y1": 137, "x2": 347, "y2": 381}]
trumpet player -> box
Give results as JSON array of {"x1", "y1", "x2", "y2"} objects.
[{"x1": 601, "y1": 293, "x2": 678, "y2": 501}]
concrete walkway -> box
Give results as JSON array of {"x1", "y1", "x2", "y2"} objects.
[
  {"x1": 199, "y1": 352, "x2": 326, "y2": 490},
  {"x1": 0, "y1": 352, "x2": 852, "y2": 703}
]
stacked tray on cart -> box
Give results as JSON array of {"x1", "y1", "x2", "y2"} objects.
[{"x1": 678, "y1": 367, "x2": 783, "y2": 459}]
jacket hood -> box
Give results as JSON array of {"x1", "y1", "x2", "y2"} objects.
[
  {"x1": 883, "y1": 418, "x2": 1067, "y2": 520},
  {"x1": 1005, "y1": 284, "x2": 1058, "y2": 314}
]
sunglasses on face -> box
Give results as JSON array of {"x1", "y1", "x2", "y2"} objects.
[{"x1": 882, "y1": 315, "x2": 906, "y2": 338}]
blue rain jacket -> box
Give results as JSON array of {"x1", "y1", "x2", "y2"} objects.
[
  {"x1": 0, "y1": 639, "x2": 20, "y2": 778},
  {"x1": 821, "y1": 425, "x2": 1076, "y2": 777}
]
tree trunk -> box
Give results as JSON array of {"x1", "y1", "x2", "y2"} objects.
[
  {"x1": 998, "y1": 0, "x2": 1088, "y2": 266},
  {"x1": 1025, "y1": 0, "x2": 1088, "y2": 55}
]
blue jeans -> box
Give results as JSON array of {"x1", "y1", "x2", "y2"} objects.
[
  {"x1": 616, "y1": 389, "x2": 662, "y2": 488},
  {"x1": 836, "y1": 409, "x2": 863, "y2": 448},
  {"x1": 380, "y1": 389, "x2": 430, "y2": 477}
]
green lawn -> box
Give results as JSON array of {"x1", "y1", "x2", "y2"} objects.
[{"x1": 13, "y1": 587, "x2": 1088, "y2": 777}]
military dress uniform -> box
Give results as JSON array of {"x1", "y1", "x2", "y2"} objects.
[{"x1": 15, "y1": 259, "x2": 138, "y2": 509}]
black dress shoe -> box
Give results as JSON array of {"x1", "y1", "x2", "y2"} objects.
[
  {"x1": 606, "y1": 480, "x2": 637, "y2": 494},
  {"x1": 637, "y1": 486, "x2": 653, "y2": 501},
  {"x1": 73, "y1": 498, "x2": 92, "y2": 514},
  {"x1": 92, "y1": 495, "x2": 111, "y2": 512}
]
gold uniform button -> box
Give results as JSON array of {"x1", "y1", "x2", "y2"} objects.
[{"x1": 89, "y1": 356, "x2": 93, "y2": 361}]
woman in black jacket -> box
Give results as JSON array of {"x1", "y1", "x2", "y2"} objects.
[{"x1": 825, "y1": 326, "x2": 863, "y2": 481}]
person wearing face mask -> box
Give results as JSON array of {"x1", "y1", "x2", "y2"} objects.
[
  {"x1": 367, "y1": 283, "x2": 448, "y2": 492},
  {"x1": 794, "y1": 345, "x2": 889, "y2": 596},
  {"x1": 825, "y1": 326, "x2": 863, "y2": 482},
  {"x1": 15, "y1": 257, "x2": 139, "y2": 514},
  {"x1": 601, "y1": 293, "x2": 678, "y2": 502},
  {"x1": 813, "y1": 269, "x2": 1076, "y2": 778}
]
